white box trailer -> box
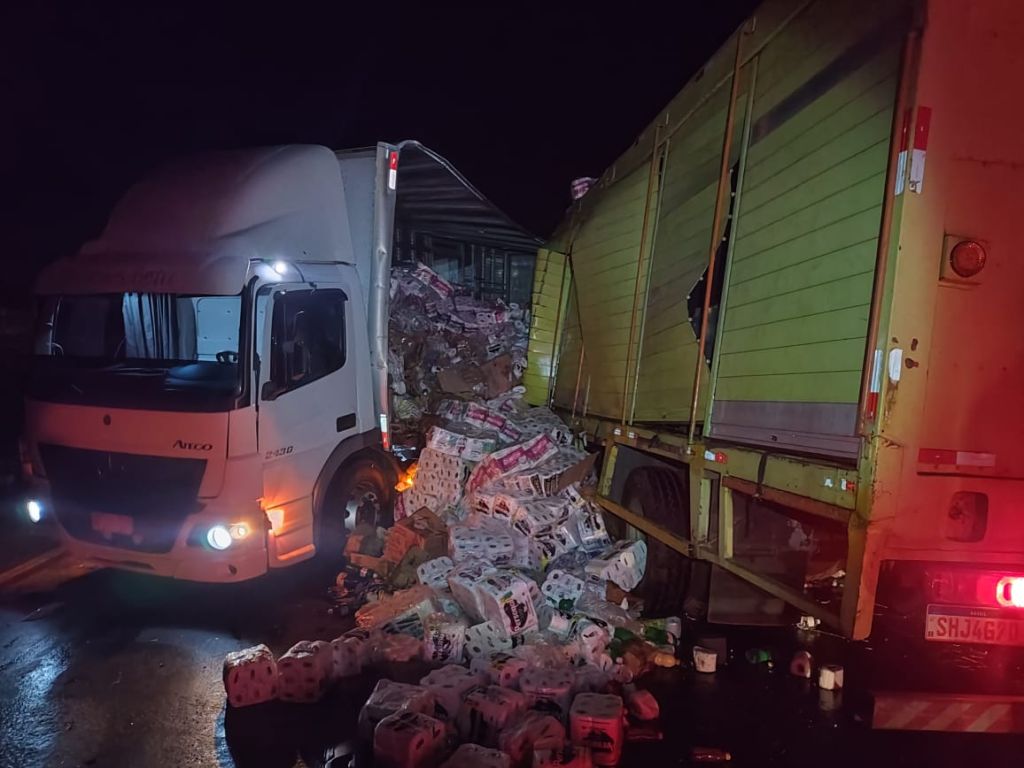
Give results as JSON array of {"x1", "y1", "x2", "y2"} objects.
[{"x1": 23, "y1": 141, "x2": 539, "y2": 581}]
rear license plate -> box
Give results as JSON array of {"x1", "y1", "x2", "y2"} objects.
[
  {"x1": 925, "y1": 604, "x2": 1024, "y2": 646},
  {"x1": 91, "y1": 512, "x2": 134, "y2": 537}
]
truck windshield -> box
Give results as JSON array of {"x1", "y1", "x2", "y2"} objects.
[{"x1": 30, "y1": 293, "x2": 246, "y2": 411}]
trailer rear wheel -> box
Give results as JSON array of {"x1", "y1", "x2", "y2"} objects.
[{"x1": 622, "y1": 466, "x2": 690, "y2": 617}]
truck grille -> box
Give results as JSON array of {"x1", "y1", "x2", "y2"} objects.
[{"x1": 39, "y1": 444, "x2": 206, "y2": 554}]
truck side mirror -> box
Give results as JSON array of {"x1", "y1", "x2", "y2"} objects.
[{"x1": 261, "y1": 380, "x2": 281, "y2": 401}]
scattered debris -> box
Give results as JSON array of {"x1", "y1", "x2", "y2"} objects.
[
  {"x1": 691, "y1": 746, "x2": 732, "y2": 763},
  {"x1": 622, "y1": 684, "x2": 660, "y2": 721},
  {"x1": 693, "y1": 645, "x2": 718, "y2": 674},
  {"x1": 789, "y1": 650, "x2": 814, "y2": 679},
  {"x1": 818, "y1": 663, "x2": 844, "y2": 691},
  {"x1": 797, "y1": 615, "x2": 821, "y2": 631}
]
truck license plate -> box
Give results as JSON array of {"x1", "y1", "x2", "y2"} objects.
[
  {"x1": 925, "y1": 604, "x2": 1024, "y2": 646},
  {"x1": 91, "y1": 512, "x2": 134, "y2": 537}
]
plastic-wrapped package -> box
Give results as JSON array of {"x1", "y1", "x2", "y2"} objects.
[
  {"x1": 441, "y1": 743, "x2": 512, "y2": 768},
  {"x1": 519, "y1": 667, "x2": 576, "y2": 722},
  {"x1": 574, "y1": 506, "x2": 610, "y2": 553},
  {"x1": 456, "y1": 685, "x2": 528, "y2": 747},
  {"x1": 467, "y1": 434, "x2": 560, "y2": 493},
  {"x1": 533, "y1": 745, "x2": 594, "y2": 767},
  {"x1": 420, "y1": 664, "x2": 486, "y2": 722},
  {"x1": 573, "y1": 667, "x2": 612, "y2": 695},
  {"x1": 476, "y1": 572, "x2": 539, "y2": 637},
  {"x1": 223, "y1": 644, "x2": 277, "y2": 708},
  {"x1": 340, "y1": 627, "x2": 377, "y2": 667},
  {"x1": 448, "y1": 558, "x2": 498, "y2": 623},
  {"x1": 423, "y1": 612, "x2": 468, "y2": 663},
  {"x1": 465, "y1": 621, "x2": 514, "y2": 659},
  {"x1": 541, "y1": 570, "x2": 585, "y2": 611},
  {"x1": 511, "y1": 498, "x2": 571, "y2": 538},
  {"x1": 569, "y1": 694, "x2": 624, "y2": 766},
  {"x1": 498, "y1": 711, "x2": 566, "y2": 768},
  {"x1": 373, "y1": 710, "x2": 447, "y2": 768},
  {"x1": 623, "y1": 684, "x2": 660, "y2": 720},
  {"x1": 277, "y1": 640, "x2": 332, "y2": 703},
  {"x1": 358, "y1": 679, "x2": 437, "y2": 739},
  {"x1": 356, "y1": 584, "x2": 438, "y2": 637},
  {"x1": 470, "y1": 651, "x2": 529, "y2": 689},
  {"x1": 572, "y1": 620, "x2": 610, "y2": 664},
  {"x1": 330, "y1": 635, "x2": 363, "y2": 679},
  {"x1": 584, "y1": 540, "x2": 648, "y2": 592},
  {"x1": 428, "y1": 422, "x2": 499, "y2": 462},
  {"x1": 376, "y1": 633, "x2": 425, "y2": 663},
  {"x1": 418, "y1": 556, "x2": 456, "y2": 588},
  {"x1": 449, "y1": 523, "x2": 516, "y2": 566}
]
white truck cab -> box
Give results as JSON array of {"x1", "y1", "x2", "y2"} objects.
[{"x1": 22, "y1": 142, "x2": 538, "y2": 581}]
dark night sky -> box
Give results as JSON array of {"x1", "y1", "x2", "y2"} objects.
[{"x1": 2, "y1": 3, "x2": 754, "y2": 304}]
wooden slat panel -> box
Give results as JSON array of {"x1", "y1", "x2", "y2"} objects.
[
  {"x1": 569, "y1": 165, "x2": 650, "y2": 418},
  {"x1": 632, "y1": 80, "x2": 743, "y2": 423},
  {"x1": 709, "y1": 0, "x2": 909, "y2": 454},
  {"x1": 524, "y1": 249, "x2": 567, "y2": 405}
]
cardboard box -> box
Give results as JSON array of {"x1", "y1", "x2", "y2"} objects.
[{"x1": 385, "y1": 507, "x2": 448, "y2": 563}]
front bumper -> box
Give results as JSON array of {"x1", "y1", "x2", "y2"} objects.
[{"x1": 29, "y1": 483, "x2": 269, "y2": 583}]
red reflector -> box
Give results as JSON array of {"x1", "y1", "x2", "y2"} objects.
[
  {"x1": 949, "y1": 240, "x2": 986, "y2": 278},
  {"x1": 389, "y1": 151, "x2": 399, "y2": 170},
  {"x1": 997, "y1": 577, "x2": 1024, "y2": 608},
  {"x1": 919, "y1": 448, "x2": 957, "y2": 465}
]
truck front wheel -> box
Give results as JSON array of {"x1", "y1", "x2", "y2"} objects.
[{"x1": 319, "y1": 456, "x2": 396, "y2": 558}]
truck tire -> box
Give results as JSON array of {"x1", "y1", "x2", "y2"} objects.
[
  {"x1": 622, "y1": 466, "x2": 690, "y2": 617},
  {"x1": 319, "y1": 456, "x2": 396, "y2": 559}
]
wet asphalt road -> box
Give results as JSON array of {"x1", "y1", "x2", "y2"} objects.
[{"x1": 2, "y1": 560, "x2": 1024, "y2": 768}]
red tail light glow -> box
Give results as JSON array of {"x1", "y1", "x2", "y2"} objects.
[
  {"x1": 927, "y1": 568, "x2": 1024, "y2": 609},
  {"x1": 996, "y1": 576, "x2": 1024, "y2": 608}
]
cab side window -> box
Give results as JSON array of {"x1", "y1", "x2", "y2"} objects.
[{"x1": 266, "y1": 289, "x2": 346, "y2": 398}]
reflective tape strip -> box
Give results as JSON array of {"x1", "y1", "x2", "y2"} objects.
[{"x1": 873, "y1": 693, "x2": 1024, "y2": 733}]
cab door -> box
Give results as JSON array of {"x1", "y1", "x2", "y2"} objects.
[{"x1": 256, "y1": 282, "x2": 360, "y2": 564}]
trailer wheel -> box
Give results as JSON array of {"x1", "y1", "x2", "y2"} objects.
[
  {"x1": 320, "y1": 456, "x2": 396, "y2": 559},
  {"x1": 622, "y1": 466, "x2": 690, "y2": 617}
]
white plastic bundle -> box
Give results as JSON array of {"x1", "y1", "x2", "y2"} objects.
[
  {"x1": 476, "y1": 572, "x2": 539, "y2": 637},
  {"x1": 373, "y1": 710, "x2": 447, "y2": 768},
  {"x1": 417, "y1": 556, "x2": 455, "y2": 588},
  {"x1": 498, "y1": 711, "x2": 566, "y2": 767},
  {"x1": 470, "y1": 651, "x2": 529, "y2": 689},
  {"x1": 441, "y1": 743, "x2": 512, "y2": 768},
  {"x1": 222, "y1": 644, "x2": 278, "y2": 708},
  {"x1": 420, "y1": 664, "x2": 486, "y2": 722},
  {"x1": 456, "y1": 685, "x2": 527, "y2": 747},
  {"x1": 358, "y1": 679, "x2": 437, "y2": 739},
  {"x1": 584, "y1": 540, "x2": 647, "y2": 592},
  {"x1": 569, "y1": 693, "x2": 624, "y2": 767},
  {"x1": 277, "y1": 641, "x2": 333, "y2": 704},
  {"x1": 519, "y1": 667, "x2": 575, "y2": 723},
  {"x1": 329, "y1": 635, "x2": 362, "y2": 679},
  {"x1": 422, "y1": 612, "x2": 468, "y2": 664},
  {"x1": 541, "y1": 570, "x2": 585, "y2": 611}
]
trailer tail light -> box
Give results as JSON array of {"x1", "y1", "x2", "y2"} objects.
[
  {"x1": 379, "y1": 413, "x2": 391, "y2": 451},
  {"x1": 996, "y1": 577, "x2": 1024, "y2": 609},
  {"x1": 927, "y1": 567, "x2": 1024, "y2": 609},
  {"x1": 949, "y1": 240, "x2": 986, "y2": 278}
]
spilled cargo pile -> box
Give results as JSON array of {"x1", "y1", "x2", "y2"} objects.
[
  {"x1": 222, "y1": 263, "x2": 684, "y2": 765},
  {"x1": 388, "y1": 263, "x2": 530, "y2": 452}
]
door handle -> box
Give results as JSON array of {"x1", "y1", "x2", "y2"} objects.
[{"x1": 336, "y1": 413, "x2": 357, "y2": 432}]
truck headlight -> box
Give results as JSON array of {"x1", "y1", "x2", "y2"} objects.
[
  {"x1": 207, "y1": 525, "x2": 232, "y2": 550},
  {"x1": 26, "y1": 499, "x2": 43, "y2": 523}
]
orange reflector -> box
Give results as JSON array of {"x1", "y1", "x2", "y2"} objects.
[{"x1": 265, "y1": 508, "x2": 285, "y2": 534}]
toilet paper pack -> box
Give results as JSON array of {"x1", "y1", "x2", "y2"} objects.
[
  {"x1": 373, "y1": 710, "x2": 447, "y2": 768},
  {"x1": 277, "y1": 640, "x2": 332, "y2": 703},
  {"x1": 223, "y1": 644, "x2": 278, "y2": 708}
]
